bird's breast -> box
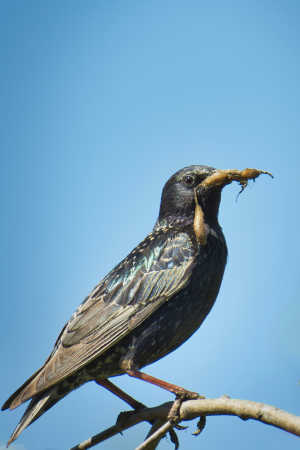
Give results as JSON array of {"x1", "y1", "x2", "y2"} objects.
[{"x1": 116, "y1": 228, "x2": 227, "y2": 370}]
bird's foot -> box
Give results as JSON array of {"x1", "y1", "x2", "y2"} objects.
[
  {"x1": 193, "y1": 415, "x2": 207, "y2": 436},
  {"x1": 168, "y1": 390, "x2": 204, "y2": 426}
]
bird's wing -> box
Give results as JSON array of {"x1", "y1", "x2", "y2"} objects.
[{"x1": 10, "y1": 229, "x2": 197, "y2": 405}]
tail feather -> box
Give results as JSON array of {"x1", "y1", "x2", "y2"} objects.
[
  {"x1": 3, "y1": 361, "x2": 89, "y2": 445},
  {"x1": 2, "y1": 367, "x2": 44, "y2": 412},
  {"x1": 6, "y1": 380, "x2": 77, "y2": 447},
  {"x1": 7, "y1": 391, "x2": 52, "y2": 446}
]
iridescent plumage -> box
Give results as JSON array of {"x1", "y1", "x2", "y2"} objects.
[{"x1": 2, "y1": 165, "x2": 271, "y2": 445}]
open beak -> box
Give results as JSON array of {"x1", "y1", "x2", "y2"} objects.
[{"x1": 198, "y1": 168, "x2": 273, "y2": 193}]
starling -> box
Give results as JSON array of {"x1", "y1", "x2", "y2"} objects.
[{"x1": 2, "y1": 165, "x2": 272, "y2": 445}]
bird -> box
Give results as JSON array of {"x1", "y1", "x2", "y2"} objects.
[{"x1": 2, "y1": 165, "x2": 272, "y2": 446}]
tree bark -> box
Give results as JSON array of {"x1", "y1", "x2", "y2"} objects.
[{"x1": 70, "y1": 396, "x2": 300, "y2": 450}]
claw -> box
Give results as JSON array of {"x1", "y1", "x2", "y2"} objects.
[
  {"x1": 167, "y1": 397, "x2": 183, "y2": 425},
  {"x1": 174, "y1": 423, "x2": 188, "y2": 430},
  {"x1": 193, "y1": 415, "x2": 206, "y2": 436},
  {"x1": 168, "y1": 392, "x2": 203, "y2": 428}
]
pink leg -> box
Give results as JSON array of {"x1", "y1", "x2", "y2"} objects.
[{"x1": 126, "y1": 369, "x2": 199, "y2": 399}]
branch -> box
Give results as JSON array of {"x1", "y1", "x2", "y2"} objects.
[{"x1": 70, "y1": 396, "x2": 300, "y2": 450}]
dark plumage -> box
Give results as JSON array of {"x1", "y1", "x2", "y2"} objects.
[{"x1": 2, "y1": 165, "x2": 272, "y2": 446}]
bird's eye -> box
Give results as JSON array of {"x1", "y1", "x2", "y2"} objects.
[{"x1": 183, "y1": 174, "x2": 196, "y2": 186}]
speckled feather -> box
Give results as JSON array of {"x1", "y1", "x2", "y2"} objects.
[
  {"x1": 8, "y1": 227, "x2": 198, "y2": 410},
  {"x1": 3, "y1": 164, "x2": 230, "y2": 445}
]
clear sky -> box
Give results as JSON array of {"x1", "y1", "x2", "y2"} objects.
[{"x1": 1, "y1": 2, "x2": 300, "y2": 450}]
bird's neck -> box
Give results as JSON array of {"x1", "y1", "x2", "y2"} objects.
[
  {"x1": 153, "y1": 214, "x2": 194, "y2": 231},
  {"x1": 154, "y1": 214, "x2": 222, "y2": 234},
  {"x1": 156, "y1": 189, "x2": 222, "y2": 233}
]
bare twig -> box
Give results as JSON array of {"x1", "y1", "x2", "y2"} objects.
[
  {"x1": 70, "y1": 403, "x2": 172, "y2": 450},
  {"x1": 135, "y1": 421, "x2": 172, "y2": 450},
  {"x1": 70, "y1": 396, "x2": 300, "y2": 450}
]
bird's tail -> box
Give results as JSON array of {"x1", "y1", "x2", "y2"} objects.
[
  {"x1": 6, "y1": 381, "x2": 75, "y2": 447},
  {"x1": 7, "y1": 390, "x2": 52, "y2": 446}
]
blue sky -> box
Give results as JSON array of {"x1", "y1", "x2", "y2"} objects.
[{"x1": 1, "y1": 1, "x2": 300, "y2": 449}]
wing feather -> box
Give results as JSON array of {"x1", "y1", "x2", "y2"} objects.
[{"x1": 12, "y1": 229, "x2": 197, "y2": 405}]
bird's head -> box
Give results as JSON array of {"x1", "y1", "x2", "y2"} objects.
[
  {"x1": 157, "y1": 165, "x2": 272, "y2": 230},
  {"x1": 158, "y1": 165, "x2": 219, "y2": 226}
]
